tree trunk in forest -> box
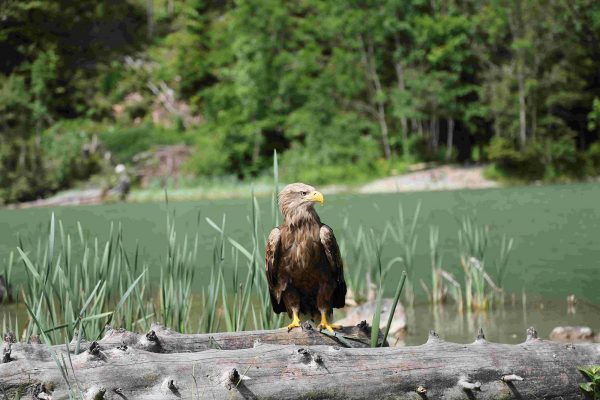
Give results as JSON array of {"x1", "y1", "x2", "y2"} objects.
[
  {"x1": 517, "y1": 66, "x2": 527, "y2": 147},
  {"x1": 2, "y1": 327, "x2": 598, "y2": 399},
  {"x1": 252, "y1": 128, "x2": 261, "y2": 165},
  {"x1": 490, "y1": 82, "x2": 501, "y2": 138},
  {"x1": 146, "y1": 0, "x2": 154, "y2": 39},
  {"x1": 377, "y1": 105, "x2": 391, "y2": 160},
  {"x1": 394, "y1": 59, "x2": 410, "y2": 160},
  {"x1": 446, "y1": 118, "x2": 454, "y2": 160},
  {"x1": 531, "y1": 96, "x2": 537, "y2": 140},
  {"x1": 509, "y1": 0, "x2": 527, "y2": 148},
  {"x1": 430, "y1": 117, "x2": 439, "y2": 152},
  {"x1": 360, "y1": 36, "x2": 392, "y2": 160}
]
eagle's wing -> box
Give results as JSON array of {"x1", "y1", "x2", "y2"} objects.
[
  {"x1": 265, "y1": 227, "x2": 286, "y2": 313},
  {"x1": 320, "y1": 224, "x2": 347, "y2": 308}
]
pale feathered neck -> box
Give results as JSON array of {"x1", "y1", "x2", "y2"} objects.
[{"x1": 282, "y1": 206, "x2": 321, "y2": 229}]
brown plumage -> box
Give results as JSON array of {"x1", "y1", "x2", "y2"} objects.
[{"x1": 265, "y1": 183, "x2": 346, "y2": 332}]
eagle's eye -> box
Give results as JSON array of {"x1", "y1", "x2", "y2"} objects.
[{"x1": 300, "y1": 191, "x2": 307, "y2": 196}]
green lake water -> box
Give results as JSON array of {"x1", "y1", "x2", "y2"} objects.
[{"x1": 1, "y1": 182, "x2": 599, "y2": 343}]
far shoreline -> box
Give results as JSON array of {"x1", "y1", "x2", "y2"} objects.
[{"x1": 4, "y1": 164, "x2": 600, "y2": 210}]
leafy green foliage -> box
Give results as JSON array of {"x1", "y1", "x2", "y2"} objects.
[
  {"x1": 100, "y1": 124, "x2": 187, "y2": 164},
  {"x1": 579, "y1": 366, "x2": 600, "y2": 399},
  {"x1": 2, "y1": 0, "x2": 600, "y2": 203},
  {"x1": 488, "y1": 135, "x2": 590, "y2": 181},
  {"x1": 42, "y1": 121, "x2": 104, "y2": 188}
]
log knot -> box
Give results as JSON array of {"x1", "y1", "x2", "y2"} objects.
[
  {"x1": 475, "y1": 327, "x2": 486, "y2": 343},
  {"x1": 29, "y1": 335, "x2": 41, "y2": 344},
  {"x1": 458, "y1": 379, "x2": 481, "y2": 391},
  {"x1": 501, "y1": 374, "x2": 524, "y2": 382},
  {"x1": 117, "y1": 343, "x2": 128, "y2": 351},
  {"x1": 357, "y1": 320, "x2": 369, "y2": 331},
  {"x1": 167, "y1": 379, "x2": 177, "y2": 391},
  {"x1": 426, "y1": 330, "x2": 441, "y2": 344},
  {"x1": 526, "y1": 327, "x2": 539, "y2": 342},
  {"x1": 89, "y1": 341, "x2": 101, "y2": 356},
  {"x1": 87, "y1": 386, "x2": 106, "y2": 400},
  {"x1": 301, "y1": 321, "x2": 313, "y2": 331},
  {"x1": 228, "y1": 368, "x2": 240, "y2": 385},
  {"x1": 2, "y1": 345, "x2": 12, "y2": 363},
  {"x1": 297, "y1": 347, "x2": 312, "y2": 363},
  {"x1": 33, "y1": 383, "x2": 51, "y2": 399},
  {"x1": 95, "y1": 387, "x2": 106, "y2": 400},
  {"x1": 146, "y1": 330, "x2": 158, "y2": 342},
  {"x1": 3, "y1": 331, "x2": 16, "y2": 343}
]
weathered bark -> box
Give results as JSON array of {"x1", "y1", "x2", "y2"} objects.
[
  {"x1": 59, "y1": 322, "x2": 374, "y2": 354},
  {"x1": 336, "y1": 299, "x2": 406, "y2": 346},
  {"x1": 1, "y1": 328, "x2": 598, "y2": 399}
]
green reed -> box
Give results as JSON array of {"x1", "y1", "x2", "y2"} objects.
[
  {"x1": 458, "y1": 216, "x2": 513, "y2": 311},
  {"x1": 13, "y1": 213, "x2": 149, "y2": 343},
  {"x1": 1, "y1": 151, "x2": 516, "y2": 348},
  {"x1": 383, "y1": 202, "x2": 420, "y2": 307},
  {"x1": 1, "y1": 251, "x2": 14, "y2": 303},
  {"x1": 159, "y1": 213, "x2": 198, "y2": 333},
  {"x1": 204, "y1": 189, "x2": 283, "y2": 332},
  {"x1": 420, "y1": 226, "x2": 463, "y2": 309}
]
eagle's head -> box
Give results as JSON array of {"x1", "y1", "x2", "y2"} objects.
[{"x1": 278, "y1": 182, "x2": 324, "y2": 219}]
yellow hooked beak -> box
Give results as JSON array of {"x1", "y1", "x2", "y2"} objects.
[{"x1": 305, "y1": 191, "x2": 324, "y2": 205}]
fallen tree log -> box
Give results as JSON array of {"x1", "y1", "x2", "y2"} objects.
[
  {"x1": 51, "y1": 321, "x2": 375, "y2": 354},
  {"x1": 2, "y1": 327, "x2": 599, "y2": 399}
]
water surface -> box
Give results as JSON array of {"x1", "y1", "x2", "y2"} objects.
[{"x1": 1, "y1": 182, "x2": 599, "y2": 342}]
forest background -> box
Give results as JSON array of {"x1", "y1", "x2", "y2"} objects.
[{"x1": 2, "y1": 0, "x2": 600, "y2": 204}]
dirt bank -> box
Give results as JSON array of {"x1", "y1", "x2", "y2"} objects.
[{"x1": 358, "y1": 165, "x2": 498, "y2": 194}]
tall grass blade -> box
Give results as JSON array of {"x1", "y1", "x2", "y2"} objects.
[
  {"x1": 16, "y1": 248, "x2": 41, "y2": 281},
  {"x1": 382, "y1": 270, "x2": 407, "y2": 346},
  {"x1": 370, "y1": 286, "x2": 383, "y2": 348},
  {"x1": 46, "y1": 212, "x2": 55, "y2": 284}
]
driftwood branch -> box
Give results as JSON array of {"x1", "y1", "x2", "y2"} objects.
[{"x1": 2, "y1": 326, "x2": 599, "y2": 399}]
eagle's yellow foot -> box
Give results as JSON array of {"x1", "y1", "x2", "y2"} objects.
[
  {"x1": 287, "y1": 311, "x2": 301, "y2": 332},
  {"x1": 318, "y1": 312, "x2": 341, "y2": 333}
]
